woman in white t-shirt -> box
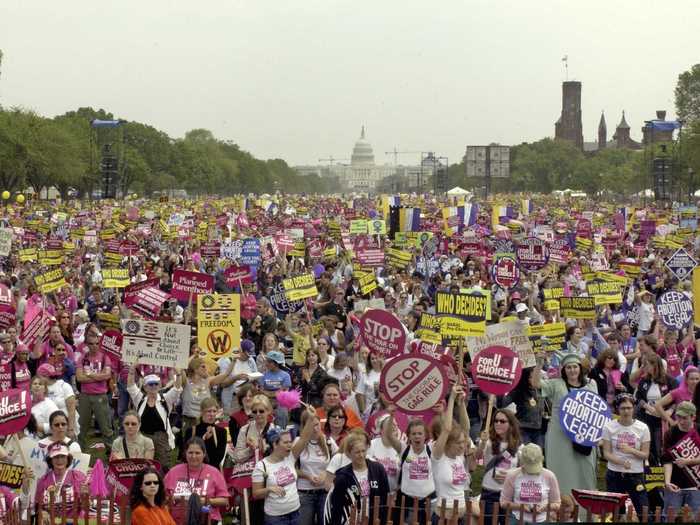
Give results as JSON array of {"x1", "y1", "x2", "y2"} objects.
[
  {"x1": 635, "y1": 289, "x2": 655, "y2": 336},
  {"x1": 252, "y1": 426, "x2": 302, "y2": 523},
  {"x1": 602, "y1": 394, "x2": 650, "y2": 517},
  {"x1": 500, "y1": 444, "x2": 561, "y2": 524},
  {"x1": 356, "y1": 353, "x2": 383, "y2": 419},
  {"x1": 431, "y1": 385, "x2": 473, "y2": 521},
  {"x1": 367, "y1": 413, "x2": 403, "y2": 492},
  {"x1": 395, "y1": 419, "x2": 435, "y2": 525},
  {"x1": 295, "y1": 410, "x2": 338, "y2": 525},
  {"x1": 476, "y1": 409, "x2": 523, "y2": 525}
]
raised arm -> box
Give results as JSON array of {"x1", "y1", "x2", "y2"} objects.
[{"x1": 433, "y1": 385, "x2": 459, "y2": 460}]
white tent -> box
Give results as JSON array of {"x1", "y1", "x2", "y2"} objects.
[
  {"x1": 694, "y1": 189, "x2": 700, "y2": 197},
  {"x1": 447, "y1": 186, "x2": 471, "y2": 196},
  {"x1": 636, "y1": 189, "x2": 654, "y2": 197}
]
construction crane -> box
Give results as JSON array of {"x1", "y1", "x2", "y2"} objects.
[
  {"x1": 318, "y1": 156, "x2": 350, "y2": 166},
  {"x1": 384, "y1": 148, "x2": 423, "y2": 166}
]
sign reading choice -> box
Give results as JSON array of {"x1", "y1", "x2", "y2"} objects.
[
  {"x1": 379, "y1": 355, "x2": 448, "y2": 415},
  {"x1": 359, "y1": 309, "x2": 406, "y2": 359},
  {"x1": 559, "y1": 389, "x2": 612, "y2": 447},
  {"x1": 472, "y1": 346, "x2": 522, "y2": 396}
]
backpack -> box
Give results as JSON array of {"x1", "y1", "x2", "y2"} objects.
[{"x1": 396, "y1": 444, "x2": 432, "y2": 489}]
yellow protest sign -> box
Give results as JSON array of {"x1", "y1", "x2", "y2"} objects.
[
  {"x1": 197, "y1": 294, "x2": 241, "y2": 360},
  {"x1": 282, "y1": 273, "x2": 318, "y2": 301},
  {"x1": 101, "y1": 268, "x2": 130, "y2": 288},
  {"x1": 35, "y1": 269, "x2": 66, "y2": 293},
  {"x1": 367, "y1": 219, "x2": 387, "y2": 235},
  {"x1": 350, "y1": 220, "x2": 368, "y2": 235}
]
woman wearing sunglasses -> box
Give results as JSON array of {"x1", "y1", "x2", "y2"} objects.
[
  {"x1": 324, "y1": 406, "x2": 349, "y2": 447},
  {"x1": 130, "y1": 467, "x2": 175, "y2": 525},
  {"x1": 111, "y1": 411, "x2": 155, "y2": 461},
  {"x1": 128, "y1": 365, "x2": 184, "y2": 470}
]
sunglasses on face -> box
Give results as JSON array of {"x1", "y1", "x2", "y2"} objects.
[
  {"x1": 251, "y1": 409, "x2": 266, "y2": 414},
  {"x1": 143, "y1": 481, "x2": 159, "y2": 486},
  {"x1": 52, "y1": 422, "x2": 67, "y2": 428},
  {"x1": 330, "y1": 414, "x2": 346, "y2": 420}
]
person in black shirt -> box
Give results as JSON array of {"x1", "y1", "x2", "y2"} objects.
[
  {"x1": 662, "y1": 401, "x2": 700, "y2": 517},
  {"x1": 182, "y1": 398, "x2": 227, "y2": 468}
]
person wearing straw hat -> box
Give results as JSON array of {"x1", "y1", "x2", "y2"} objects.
[{"x1": 500, "y1": 443, "x2": 561, "y2": 524}]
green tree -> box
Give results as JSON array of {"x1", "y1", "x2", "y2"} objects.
[{"x1": 675, "y1": 64, "x2": 700, "y2": 124}]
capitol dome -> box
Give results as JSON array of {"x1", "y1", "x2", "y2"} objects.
[{"x1": 351, "y1": 126, "x2": 375, "y2": 166}]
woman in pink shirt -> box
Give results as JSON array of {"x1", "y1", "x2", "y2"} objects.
[
  {"x1": 35, "y1": 443, "x2": 89, "y2": 521},
  {"x1": 164, "y1": 437, "x2": 229, "y2": 525}
]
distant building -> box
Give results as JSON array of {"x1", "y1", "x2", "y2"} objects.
[{"x1": 555, "y1": 81, "x2": 584, "y2": 150}]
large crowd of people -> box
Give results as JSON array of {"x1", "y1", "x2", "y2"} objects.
[{"x1": 0, "y1": 192, "x2": 699, "y2": 525}]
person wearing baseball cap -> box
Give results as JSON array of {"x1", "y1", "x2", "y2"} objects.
[
  {"x1": 35, "y1": 442, "x2": 89, "y2": 518},
  {"x1": 260, "y1": 350, "x2": 292, "y2": 428},
  {"x1": 662, "y1": 401, "x2": 700, "y2": 516},
  {"x1": 217, "y1": 342, "x2": 258, "y2": 414},
  {"x1": 500, "y1": 444, "x2": 561, "y2": 523}
]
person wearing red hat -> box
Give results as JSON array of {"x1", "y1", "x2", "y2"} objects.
[{"x1": 35, "y1": 443, "x2": 89, "y2": 520}]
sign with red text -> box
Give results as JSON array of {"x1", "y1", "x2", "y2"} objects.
[
  {"x1": 123, "y1": 278, "x2": 160, "y2": 303},
  {"x1": 359, "y1": 309, "x2": 406, "y2": 359},
  {"x1": 493, "y1": 256, "x2": 520, "y2": 289},
  {"x1": 0, "y1": 389, "x2": 31, "y2": 436},
  {"x1": 472, "y1": 346, "x2": 522, "y2": 396},
  {"x1": 224, "y1": 264, "x2": 254, "y2": 286},
  {"x1": 379, "y1": 355, "x2": 448, "y2": 415},
  {"x1": 0, "y1": 305, "x2": 15, "y2": 330},
  {"x1": 124, "y1": 286, "x2": 170, "y2": 320},
  {"x1": 516, "y1": 237, "x2": 550, "y2": 271},
  {"x1": 668, "y1": 430, "x2": 700, "y2": 488},
  {"x1": 171, "y1": 270, "x2": 214, "y2": 302},
  {"x1": 107, "y1": 459, "x2": 162, "y2": 496},
  {"x1": 100, "y1": 329, "x2": 123, "y2": 360}
]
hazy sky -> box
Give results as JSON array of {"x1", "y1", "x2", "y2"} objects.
[{"x1": 1, "y1": 1, "x2": 698, "y2": 167}]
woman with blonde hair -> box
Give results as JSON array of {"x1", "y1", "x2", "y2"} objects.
[
  {"x1": 182, "y1": 398, "x2": 227, "y2": 468},
  {"x1": 181, "y1": 355, "x2": 233, "y2": 435},
  {"x1": 234, "y1": 395, "x2": 277, "y2": 463}
]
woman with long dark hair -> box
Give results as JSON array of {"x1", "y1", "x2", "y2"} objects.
[
  {"x1": 503, "y1": 367, "x2": 545, "y2": 447},
  {"x1": 297, "y1": 347, "x2": 329, "y2": 407},
  {"x1": 476, "y1": 409, "x2": 522, "y2": 525},
  {"x1": 130, "y1": 467, "x2": 175, "y2": 525},
  {"x1": 324, "y1": 405, "x2": 349, "y2": 448},
  {"x1": 588, "y1": 348, "x2": 629, "y2": 407}
]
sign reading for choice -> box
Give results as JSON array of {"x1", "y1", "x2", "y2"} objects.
[
  {"x1": 379, "y1": 355, "x2": 448, "y2": 415},
  {"x1": 359, "y1": 309, "x2": 406, "y2": 359},
  {"x1": 472, "y1": 346, "x2": 522, "y2": 396},
  {"x1": 559, "y1": 389, "x2": 611, "y2": 447}
]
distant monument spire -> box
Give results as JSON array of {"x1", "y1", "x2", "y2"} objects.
[
  {"x1": 598, "y1": 111, "x2": 607, "y2": 150},
  {"x1": 361, "y1": 125, "x2": 365, "y2": 139}
]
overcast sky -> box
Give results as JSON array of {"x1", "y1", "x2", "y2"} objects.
[{"x1": 1, "y1": 0, "x2": 698, "y2": 167}]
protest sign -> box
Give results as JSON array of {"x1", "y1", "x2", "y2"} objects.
[
  {"x1": 34, "y1": 268, "x2": 66, "y2": 294},
  {"x1": 665, "y1": 248, "x2": 698, "y2": 281},
  {"x1": 492, "y1": 256, "x2": 520, "y2": 289},
  {"x1": 516, "y1": 237, "x2": 549, "y2": 271},
  {"x1": 121, "y1": 319, "x2": 191, "y2": 368},
  {"x1": 379, "y1": 355, "x2": 448, "y2": 415},
  {"x1": 240, "y1": 238, "x2": 262, "y2": 266},
  {"x1": 385, "y1": 248, "x2": 412, "y2": 269},
  {"x1": 466, "y1": 320, "x2": 535, "y2": 367},
  {"x1": 357, "y1": 272, "x2": 378, "y2": 295},
  {"x1": 124, "y1": 286, "x2": 170, "y2": 319},
  {"x1": 224, "y1": 264, "x2": 254, "y2": 285},
  {"x1": 668, "y1": 430, "x2": 700, "y2": 488},
  {"x1": 657, "y1": 290, "x2": 693, "y2": 330},
  {"x1": 357, "y1": 248, "x2": 385, "y2": 268},
  {"x1": 101, "y1": 268, "x2": 130, "y2": 288},
  {"x1": 100, "y1": 329, "x2": 123, "y2": 360},
  {"x1": 22, "y1": 309, "x2": 50, "y2": 349},
  {"x1": 528, "y1": 322, "x2": 566, "y2": 352},
  {"x1": 0, "y1": 229, "x2": 12, "y2": 257},
  {"x1": 543, "y1": 287, "x2": 564, "y2": 310},
  {"x1": 645, "y1": 465, "x2": 665, "y2": 491},
  {"x1": 695, "y1": 268, "x2": 700, "y2": 327},
  {"x1": 19, "y1": 248, "x2": 37, "y2": 262},
  {"x1": 360, "y1": 309, "x2": 406, "y2": 359},
  {"x1": 585, "y1": 279, "x2": 623, "y2": 305},
  {"x1": 123, "y1": 278, "x2": 159, "y2": 302},
  {"x1": 220, "y1": 240, "x2": 244, "y2": 260},
  {"x1": 0, "y1": 305, "x2": 15, "y2": 330},
  {"x1": 559, "y1": 296, "x2": 596, "y2": 319},
  {"x1": 350, "y1": 220, "x2": 368, "y2": 235},
  {"x1": 228, "y1": 450, "x2": 259, "y2": 490},
  {"x1": 282, "y1": 273, "x2": 318, "y2": 301},
  {"x1": 197, "y1": 294, "x2": 241, "y2": 360},
  {"x1": 201, "y1": 241, "x2": 222, "y2": 258},
  {"x1": 435, "y1": 291, "x2": 488, "y2": 337},
  {"x1": 269, "y1": 282, "x2": 304, "y2": 315},
  {"x1": 0, "y1": 388, "x2": 31, "y2": 436},
  {"x1": 0, "y1": 462, "x2": 25, "y2": 489},
  {"x1": 171, "y1": 269, "x2": 214, "y2": 302},
  {"x1": 107, "y1": 459, "x2": 162, "y2": 496},
  {"x1": 472, "y1": 346, "x2": 523, "y2": 396},
  {"x1": 368, "y1": 219, "x2": 387, "y2": 235},
  {"x1": 559, "y1": 389, "x2": 611, "y2": 447}
]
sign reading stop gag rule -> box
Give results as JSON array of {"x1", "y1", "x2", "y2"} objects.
[
  {"x1": 472, "y1": 346, "x2": 522, "y2": 396},
  {"x1": 379, "y1": 355, "x2": 449, "y2": 415},
  {"x1": 559, "y1": 389, "x2": 611, "y2": 447},
  {"x1": 171, "y1": 269, "x2": 214, "y2": 302},
  {"x1": 359, "y1": 309, "x2": 406, "y2": 359}
]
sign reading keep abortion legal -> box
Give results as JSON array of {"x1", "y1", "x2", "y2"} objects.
[{"x1": 559, "y1": 389, "x2": 612, "y2": 447}]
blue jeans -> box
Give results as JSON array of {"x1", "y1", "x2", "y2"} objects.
[
  {"x1": 664, "y1": 488, "x2": 700, "y2": 517},
  {"x1": 298, "y1": 490, "x2": 327, "y2": 525},
  {"x1": 265, "y1": 509, "x2": 300, "y2": 525},
  {"x1": 520, "y1": 428, "x2": 545, "y2": 449},
  {"x1": 605, "y1": 470, "x2": 647, "y2": 516},
  {"x1": 481, "y1": 488, "x2": 505, "y2": 525}
]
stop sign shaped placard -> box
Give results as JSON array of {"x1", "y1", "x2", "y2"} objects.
[
  {"x1": 472, "y1": 345, "x2": 523, "y2": 396},
  {"x1": 379, "y1": 355, "x2": 448, "y2": 415},
  {"x1": 360, "y1": 309, "x2": 406, "y2": 359}
]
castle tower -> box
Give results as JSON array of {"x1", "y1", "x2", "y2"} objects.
[
  {"x1": 598, "y1": 112, "x2": 607, "y2": 150},
  {"x1": 554, "y1": 81, "x2": 584, "y2": 150},
  {"x1": 614, "y1": 111, "x2": 632, "y2": 148}
]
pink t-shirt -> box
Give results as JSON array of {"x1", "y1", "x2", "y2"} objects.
[
  {"x1": 78, "y1": 351, "x2": 111, "y2": 395},
  {"x1": 13, "y1": 362, "x2": 31, "y2": 390},
  {"x1": 35, "y1": 469, "x2": 86, "y2": 517},
  {"x1": 163, "y1": 463, "x2": 229, "y2": 525},
  {"x1": 670, "y1": 386, "x2": 692, "y2": 405}
]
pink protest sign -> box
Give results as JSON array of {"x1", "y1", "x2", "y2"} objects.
[
  {"x1": 171, "y1": 270, "x2": 214, "y2": 302},
  {"x1": 516, "y1": 237, "x2": 550, "y2": 271},
  {"x1": 226, "y1": 449, "x2": 259, "y2": 490},
  {"x1": 0, "y1": 285, "x2": 11, "y2": 306},
  {"x1": 125, "y1": 287, "x2": 170, "y2": 320},
  {"x1": 22, "y1": 309, "x2": 50, "y2": 349},
  {"x1": 0, "y1": 305, "x2": 16, "y2": 330},
  {"x1": 379, "y1": 355, "x2": 448, "y2": 415},
  {"x1": 225, "y1": 264, "x2": 254, "y2": 286},
  {"x1": 200, "y1": 241, "x2": 221, "y2": 258},
  {"x1": 0, "y1": 388, "x2": 32, "y2": 436},
  {"x1": 123, "y1": 278, "x2": 160, "y2": 303},
  {"x1": 360, "y1": 309, "x2": 406, "y2": 359},
  {"x1": 493, "y1": 256, "x2": 520, "y2": 289},
  {"x1": 472, "y1": 345, "x2": 522, "y2": 396},
  {"x1": 107, "y1": 459, "x2": 162, "y2": 496},
  {"x1": 100, "y1": 329, "x2": 123, "y2": 360}
]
